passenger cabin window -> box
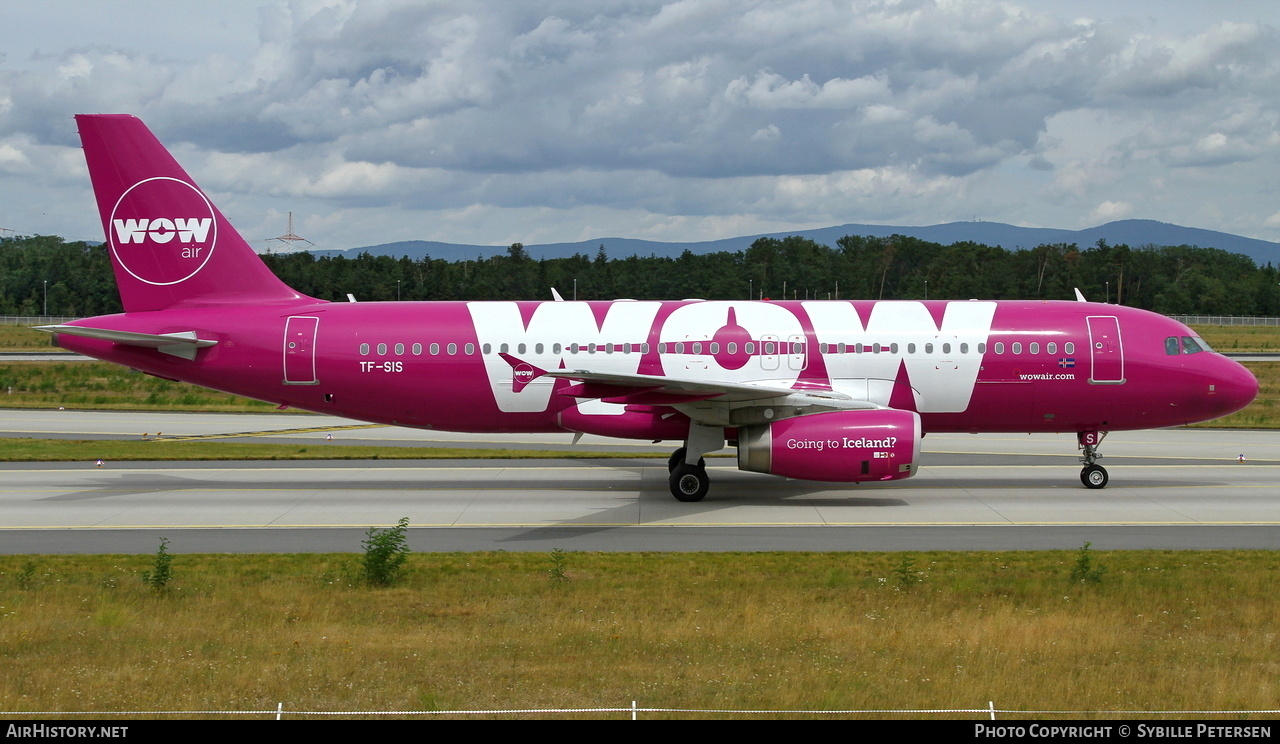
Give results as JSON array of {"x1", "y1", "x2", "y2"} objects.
[
  {"x1": 1047, "y1": 342, "x2": 1056, "y2": 355},
  {"x1": 359, "y1": 343, "x2": 370, "y2": 355},
  {"x1": 1065, "y1": 342, "x2": 1075, "y2": 354},
  {"x1": 994, "y1": 342, "x2": 1004, "y2": 354},
  {"x1": 1029, "y1": 342, "x2": 1039, "y2": 355},
  {"x1": 1012, "y1": 342, "x2": 1022, "y2": 354}
]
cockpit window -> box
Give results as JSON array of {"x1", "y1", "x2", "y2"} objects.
[
  {"x1": 1182, "y1": 336, "x2": 1211, "y2": 353},
  {"x1": 1165, "y1": 336, "x2": 1180, "y2": 356}
]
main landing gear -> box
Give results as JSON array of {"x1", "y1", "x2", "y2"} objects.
[
  {"x1": 669, "y1": 453, "x2": 710, "y2": 502},
  {"x1": 667, "y1": 424, "x2": 723, "y2": 502},
  {"x1": 1078, "y1": 431, "x2": 1108, "y2": 489}
]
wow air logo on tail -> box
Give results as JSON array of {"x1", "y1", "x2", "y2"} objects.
[{"x1": 108, "y1": 177, "x2": 217, "y2": 286}]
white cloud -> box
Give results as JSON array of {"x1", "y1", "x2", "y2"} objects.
[
  {"x1": 1089, "y1": 200, "x2": 1134, "y2": 223},
  {"x1": 5, "y1": 1, "x2": 1280, "y2": 246}
]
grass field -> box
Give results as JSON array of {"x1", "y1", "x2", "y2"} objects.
[
  {"x1": 1191, "y1": 324, "x2": 1280, "y2": 352},
  {"x1": 0, "y1": 361, "x2": 278, "y2": 413},
  {"x1": 0, "y1": 326, "x2": 59, "y2": 351},
  {"x1": 1, "y1": 550, "x2": 1276, "y2": 719}
]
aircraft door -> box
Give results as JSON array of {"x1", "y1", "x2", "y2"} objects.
[
  {"x1": 283, "y1": 316, "x2": 320, "y2": 385},
  {"x1": 1086, "y1": 316, "x2": 1124, "y2": 384}
]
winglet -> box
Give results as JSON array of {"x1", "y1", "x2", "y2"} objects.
[
  {"x1": 551, "y1": 287, "x2": 565, "y2": 302},
  {"x1": 1073, "y1": 288, "x2": 1087, "y2": 302}
]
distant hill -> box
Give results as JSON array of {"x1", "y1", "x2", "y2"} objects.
[{"x1": 310, "y1": 219, "x2": 1280, "y2": 266}]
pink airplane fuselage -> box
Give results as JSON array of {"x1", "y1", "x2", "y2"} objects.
[
  {"x1": 49, "y1": 113, "x2": 1260, "y2": 499},
  {"x1": 54, "y1": 297, "x2": 1257, "y2": 438}
]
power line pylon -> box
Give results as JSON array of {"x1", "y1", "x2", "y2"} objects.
[{"x1": 266, "y1": 212, "x2": 314, "y2": 250}]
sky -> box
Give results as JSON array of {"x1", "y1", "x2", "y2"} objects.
[{"x1": 4, "y1": 0, "x2": 1280, "y2": 252}]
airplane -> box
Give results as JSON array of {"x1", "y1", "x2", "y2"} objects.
[{"x1": 37, "y1": 114, "x2": 1259, "y2": 502}]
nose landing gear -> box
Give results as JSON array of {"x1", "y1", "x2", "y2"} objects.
[{"x1": 1078, "y1": 431, "x2": 1108, "y2": 489}]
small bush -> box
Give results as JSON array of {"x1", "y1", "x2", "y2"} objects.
[
  {"x1": 361, "y1": 517, "x2": 411, "y2": 586},
  {"x1": 1070, "y1": 541, "x2": 1106, "y2": 585},
  {"x1": 549, "y1": 548, "x2": 569, "y2": 583},
  {"x1": 892, "y1": 555, "x2": 920, "y2": 589},
  {"x1": 141, "y1": 537, "x2": 174, "y2": 593},
  {"x1": 15, "y1": 561, "x2": 36, "y2": 590}
]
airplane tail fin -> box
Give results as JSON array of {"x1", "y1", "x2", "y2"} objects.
[{"x1": 76, "y1": 114, "x2": 313, "y2": 313}]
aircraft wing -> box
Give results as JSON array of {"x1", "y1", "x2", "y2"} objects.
[
  {"x1": 548, "y1": 368, "x2": 879, "y2": 426},
  {"x1": 549, "y1": 369, "x2": 852, "y2": 402}
]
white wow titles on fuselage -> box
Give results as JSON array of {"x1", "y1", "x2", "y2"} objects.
[{"x1": 467, "y1": 299, "x2": 994, "y2": 413}]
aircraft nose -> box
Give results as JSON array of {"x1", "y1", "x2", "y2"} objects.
[{"x1": 1211, "y1": 358, "x2": 1259, "y2": 417}]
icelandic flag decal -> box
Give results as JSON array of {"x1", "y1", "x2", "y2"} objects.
[{"x1": 1058, "y1": 357, "x2": 1076, "y2": 368}]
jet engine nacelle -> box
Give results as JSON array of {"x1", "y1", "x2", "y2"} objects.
[{"x1": 736, "y1": 409, "x2": 921, "y2": 482}]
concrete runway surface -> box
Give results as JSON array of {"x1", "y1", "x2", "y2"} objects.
[{"x1": 1, "y1": 409, "x2": 1277, "y2": 552}]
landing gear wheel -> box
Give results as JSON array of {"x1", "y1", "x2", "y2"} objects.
[
  {"x1": 1081, "y1": 464, "x2": 1108, "y2": 489},
  {"x1": 670, "y1": 463, "x2": 710, "y2": 502},
  {"x1": 668, "y1": 447, "x2": 704, "y2": 473}
]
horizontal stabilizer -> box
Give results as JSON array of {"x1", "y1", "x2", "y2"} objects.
[{"x1": 34, "y1": 325, "x2": 217, "y2": 360}]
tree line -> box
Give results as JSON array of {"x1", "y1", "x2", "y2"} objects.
[{"x1": 3, "y1": 233, "x2": 1278, "y2": 317}]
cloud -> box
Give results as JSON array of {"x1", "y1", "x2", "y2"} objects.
[
  {"x1": 5, "y1": 1, "x2": 1280, "y2": 246},
  {"x1": 1089, "y1": 200, "x2": 1134, "y2": 223}
]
